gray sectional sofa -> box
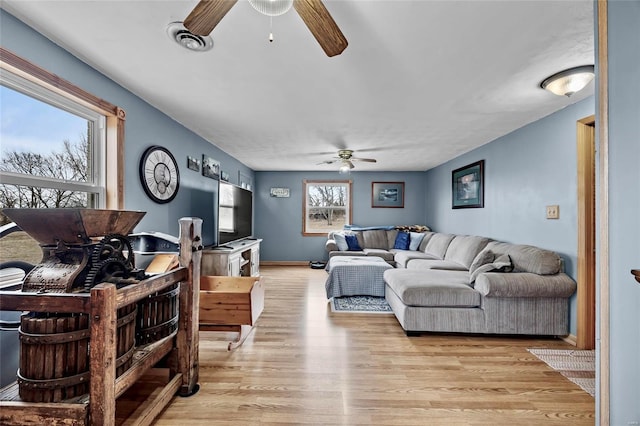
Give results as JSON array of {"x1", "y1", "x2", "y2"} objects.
[{"x1": 326, "y1": 228, "x2": 577, "y2": 336}]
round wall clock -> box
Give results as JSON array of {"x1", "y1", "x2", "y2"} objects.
[{"x1": 139, "y1": 145, "x2": 180, "y2": 204}]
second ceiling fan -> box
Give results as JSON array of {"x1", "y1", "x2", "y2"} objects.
[{"x1": 183, "y1": 0, "x2": 348, "y2": 57}]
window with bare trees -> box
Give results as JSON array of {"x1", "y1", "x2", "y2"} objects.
[{"x1": 303, "y1": 180, "x2": 352, "y2": 236}]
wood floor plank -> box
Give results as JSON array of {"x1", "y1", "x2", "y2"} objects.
[{"x1": 151, "y1": 266, "x2": 594, "y2": 425}]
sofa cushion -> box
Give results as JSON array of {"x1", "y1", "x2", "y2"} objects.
[
  {"x1": 424, "y1": 233, "x2": 455, "y2": 259},
  {"x1": 345, "y1": 234, "x2": 362, "y2": 251},
  {"x1": 409, "y1": 232, "x2": 425, "y2": 251},
  {"x1": 444, "y1": 235, "x2": 490, "y2": 269},
  {"x1": 406, "y1": 259, "x2": 468, "y2": 271},
  {"x1": 393, "y1": 251, "x2": 439, "y2": 268},
  {"x1": 362, "y1": 249, "x2": 395, "y2": 262},
  {"x1": 384, "y1": 269, "x2": 480, "y2": 307},
  {"x1": 363, "y1": 229, "x2": 389, "y2": 250},
  {"x1": 418, "y1": 232, "x2": 434, "y2": 252},
  {"x1": 386, "y1": 229, "x2": 399, "y2": 249},
  {"x1": 393, "y1": 232, "x2": 411, "y2": 250},
  {"x1": 485, "y1": 241, "x2": 562, "y2": 275}
]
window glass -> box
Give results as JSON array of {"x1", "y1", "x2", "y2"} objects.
[
  {"x1": 303, "y1": 180, "x2": 352, "y2": 235},
  {"x1": 0, "y1": 71, "x2": 105, "y2": 226}
]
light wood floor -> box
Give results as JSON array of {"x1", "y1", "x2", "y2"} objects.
[{"x1": 153, "y1": 265, "x2": 595, "y2": 425}]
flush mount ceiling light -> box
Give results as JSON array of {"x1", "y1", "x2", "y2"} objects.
[
  {"x1": 167, "y1": 22, "x2": 213, "y2": 52},
  {"x1": 540, "y1": 65, "x2": 595, "y2": 97}
]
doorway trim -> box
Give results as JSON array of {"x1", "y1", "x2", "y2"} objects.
[
  {"x1": 576, "y1": 115, "x2": 596, "y2": 350},
  {"x1": 596, "y1": 0, "x2": 610, "y2": 423}
]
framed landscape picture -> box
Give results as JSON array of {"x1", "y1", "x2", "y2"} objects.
[
  {"x1": 452, "y1": 160, "x2": 484, "y2": 209},
  {"x1": 372, "y1": 182, "x2": 404, "y2": 208}
]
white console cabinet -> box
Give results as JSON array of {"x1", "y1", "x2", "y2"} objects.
[{"x1": 202, "y1": 239, "x2": 261, "y2": 277}]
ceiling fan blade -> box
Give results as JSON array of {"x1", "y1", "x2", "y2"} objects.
[
  {"x1": 184, "y1": 0, "x2": 238, "y2": 36},
  {"x1": 293, "y1": 0, "x2": 348, "y2": 57},
  {"x1": 352, "y1": 158, "x2": 377, "y2": 163}
]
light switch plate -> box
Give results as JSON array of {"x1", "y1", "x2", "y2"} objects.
[{"x1": 546, "y1": 205, "x2": 559, "y2": 219}]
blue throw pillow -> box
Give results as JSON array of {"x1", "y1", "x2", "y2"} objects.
[
  {"x1": 409, "y1": 232, "x2": 425, "y2": 251},
  {"x1": 393, "y1": 231, "x2": 410, "y2": 250},
  {"x1": 345, "y1": 234, "x2": 362, "y2": 251}
]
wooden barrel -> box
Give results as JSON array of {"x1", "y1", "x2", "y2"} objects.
[
  {"x1": 17, "y1": 304, "x2": 137, "y2": 403},
  {"x1": 136, "y1": 283, "x2": 180, "y2": 345}
]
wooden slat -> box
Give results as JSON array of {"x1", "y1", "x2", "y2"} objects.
[
  {"x1": 115, "y1": 268, "x2": 187, "y2": 308},
  {"x1": 0, "y1": 400, "x2": 88, "y2": 425},
  {"x1": 0, "y1": 291, "x2": 90, "y2": 313},
  {"x1": 120, "y1": 373, "x2": 182, "y2": 426},
  {"x1": 175, "y1": 217, "x2": 202, "y2": 396},
  {"x1": 89, "y1": 284, "x2": 117, "y2": 426},
  {"x1": 114, "y1": 335, "x2": 175, "y2": 398}
]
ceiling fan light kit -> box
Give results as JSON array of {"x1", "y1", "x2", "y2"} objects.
[
  {"x1": 540, "y1": 65, "x2": 595, "y2": 97},
  {"x1": 248, "y1": 0, "x2": 294, "y2": 17}
]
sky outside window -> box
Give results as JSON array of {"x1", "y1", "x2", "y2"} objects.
[{"x1": 0, "y1": 85, "x2": 88, "y2": 156}]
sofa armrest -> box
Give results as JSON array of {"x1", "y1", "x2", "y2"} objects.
[
  {"x1": 326, "y1": 239, "x2": 338, "y2": 252},
  {"x1": 475, "y1": 272, "x2": 577, "y2": 298}
]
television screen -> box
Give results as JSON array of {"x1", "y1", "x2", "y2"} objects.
[{"x1": 218, "y1": 182, "x2": 253, "y2": 245}]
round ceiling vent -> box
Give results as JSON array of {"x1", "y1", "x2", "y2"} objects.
[{"x1": 166, "y1": 22, "x2": 213, "y2": 52}]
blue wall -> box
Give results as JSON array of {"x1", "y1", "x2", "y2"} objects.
[
  {"x1": 254, "y1": 171, "x2": 427, "y2": 261},
  {"x1": 0, "y1": 10, "x2": 254, "y2": 245},
  {"x1": 424, "y1": 97, "x2": 595, "y2": 336},
  {"x1": 605, "y1": 1, "x2": 640, "y2": 423}
]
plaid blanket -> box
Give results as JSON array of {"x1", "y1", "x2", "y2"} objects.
[{"x1": 325, "y1": 256, "x2": 393, "y2": 298}]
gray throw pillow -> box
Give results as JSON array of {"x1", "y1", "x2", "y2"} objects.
[
  {"x1": 469, "y1": 249, "x2": 494, "y2": 274},
  {"x1": 469, "y1": 254, "x2": 512, "y2": 284}
]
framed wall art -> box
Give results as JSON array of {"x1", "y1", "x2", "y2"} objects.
[
  {"x1": 371, "y1": 181, "x2": 404, "y2": 208},
  {"x1": 202, "y1": 154, "x2": 220, "y2": 180},
  {"x1": 452, "y1": 160, "x2": 484, "y2": 209},
  {"x1": 187, "y1": 156, "x2": 200, "y2": 172}
]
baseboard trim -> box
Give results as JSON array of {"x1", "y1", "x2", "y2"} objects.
[
  {"x1": 260, "y1": 261, "x2": 312, "y2": 266},
  {"x1": 561, "y1": 334, "x2": 577, "y2": 346}
]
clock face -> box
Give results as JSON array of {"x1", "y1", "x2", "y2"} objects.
[{"x1": 139, "y1": 146, "x2": 180, "y2": 203}]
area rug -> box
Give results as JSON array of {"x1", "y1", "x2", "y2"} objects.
[
  {"x1": 330, "y1": 296, "x2": 393, "y2": 314},
  {"x1": 527, "y1": 348, "x2": 595, "y2": 397}
]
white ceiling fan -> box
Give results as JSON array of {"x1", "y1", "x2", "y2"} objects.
[{"x1": 319, "y1": 149, "x2": 377, "y2": 173}]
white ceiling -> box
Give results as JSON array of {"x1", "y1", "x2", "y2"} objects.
[{"x1": 1, "y1": 0, "x2": 594, "y2": 172}]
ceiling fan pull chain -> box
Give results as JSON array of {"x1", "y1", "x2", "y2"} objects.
[{"x1": 269, "y1": 16, "x2": 274, "y2": 43}]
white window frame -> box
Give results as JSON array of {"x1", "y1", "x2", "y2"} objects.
[
  {"x1": 0, "y1": 47, "x2": 125, "y2": 209},
  {"x1": 1, "y1": 70, "x2": 107, "y2": 206},
  {"x1": 303, "y1": 179, "x2": 352, "y2": 236}
]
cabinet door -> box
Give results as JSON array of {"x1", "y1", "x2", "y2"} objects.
[
  {"x1": 250, "y1": 246, "x2": 260, "y2": 276},
  {"x1": 229, "y1": 253, "x2": 241, "y2": 276}
]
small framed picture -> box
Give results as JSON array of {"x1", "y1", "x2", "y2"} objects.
[
  {"x1": 202, "y1": 155, "x2": 220, "y2": 180},
  {"x1": 371, "y1": 182, "x2": 404, "y2": 208},
  {"x1": 187, "y1": 156, "x2": 200, "y2": 172},
  {"x1": 452, "y1": 160, "x2": 484, "y2": 209}
]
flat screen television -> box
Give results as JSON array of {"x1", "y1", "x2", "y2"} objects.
[{"x1": 218, "y1": 181, "x2": 253, "y2": 246}]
